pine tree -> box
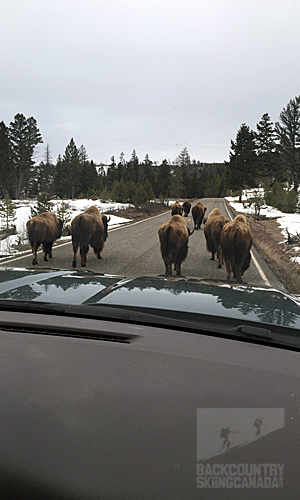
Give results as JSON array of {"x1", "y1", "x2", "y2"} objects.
[
  {"x1": 56, "y1": 199, "x2": 71, "y2": 235},
  {"x1": 156, "y1": 159, "x2": 171, "y2": 198},
  {"x1": 59, "y1": 138, "x2": 81, "y2": 198},
  {"x1": 226, "y1": 124, "x2": 257, "y2": 200},
  {"x1": 0, "y1": 122, "x2": 14, "y2": 197},
  {"x1": 0, "y1": 192, "x2": 16, "y2": 230},
  {"x1": 255, "y1": 113, "x2": 281, "y2": 183},
  {"x1": 79, "y1": 145, "x2": 99, "y2": 195},
  {"x1": 30, "y1": 192, "x2": 54, "y2": 217},
  {"x1": 275, "y1": 95, "x2": 300, "y2": 189},
  {"x1": 177, "y1": 147, "x2": 191, "y2": 167},
  {"x1": 170, "y1": 165, "x2": 184, "y2": 198},
  {"x1": 9, "y1": 114, "x2": 43, "y2": 198}
]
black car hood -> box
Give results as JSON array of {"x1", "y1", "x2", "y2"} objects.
[{"x1": 0, "y1": 267, "x2": 300, "y2": 331}]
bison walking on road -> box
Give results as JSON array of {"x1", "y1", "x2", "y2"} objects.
[
  {"x1": 192, "y1": 201, "x2": 207, "y2": 230},
  {"x1": 204, "y1": 208, "x2": 230, "y2": 267},
  {"x1": 182, "y1": 200, "x2": 191, "y2": 217},
  {"x1": 171, "y1": 201, "x2": 183, "y2": 216},
  {"x1": 220, "y1": 214, "x2": 253, "y2": 281},
  {"x1": 26, "y1": 212, "x2": 63, "y2": 265},
  {"x1": 158, "y1": 215, "x2": 193, "y2": 276},
  {"x1": 71, "y1": 206, "x2": 110, "y2": 268}
]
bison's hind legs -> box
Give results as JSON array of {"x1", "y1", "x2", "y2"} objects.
[
  {"x1": 175, "y1": 265, "x2": 181, "y2": 276},
  {"x1": 164, "y1": 261, "x2": 172, "y2": 275},
  {"x1": 72, "y1": 242, "x2": 79, "y2": 268},
  {"x1": 225, "y1": 259, "x2": 232, "y2": 281},
  {"x1": 217, "y1": 247, "x2": 223, "y2": 268},
  {"x1": 43, "y1": 241, "x2": 53, "y2": 261},
  {"x1": 31, "y1": 242, "x2": 40, "y2": 266},
  {"x1": 80, "y1": 245, "x2": 89, "y2": 267}
]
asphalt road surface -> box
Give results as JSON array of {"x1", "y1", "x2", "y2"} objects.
[{"x1": 0, "y1": 198, "x2": 286, "y2": 291}]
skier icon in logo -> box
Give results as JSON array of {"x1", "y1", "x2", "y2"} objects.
[
  {"x1": 219, "y1": 426, "x2": 238, "y2": 452},
  {"x1": 254, "y1": 418, "x2": 265, "y2": 437}
]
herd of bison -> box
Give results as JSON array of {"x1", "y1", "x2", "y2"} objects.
[{"x1": 26, "y1": 200, "x2": 253, "y2": 282}]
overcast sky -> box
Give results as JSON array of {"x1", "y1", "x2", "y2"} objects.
[{"x1": 1, "y1": 0, "x2": 300, "y2": 165}]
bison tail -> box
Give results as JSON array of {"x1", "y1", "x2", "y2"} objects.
[
  {"x1": 27, "y1": 219, "x2": 36, "y2": 245},
  {"x1": 160, "y1": 226, "x2": 172, "y2": 247}
]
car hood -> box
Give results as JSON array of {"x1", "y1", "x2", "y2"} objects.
[{"x1": 0, "y1": 267, "x2": 300, "y2": 331}]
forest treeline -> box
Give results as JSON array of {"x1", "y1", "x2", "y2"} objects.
[{"x1": 1, "y1": 95, "x2": 300, "y2": 210}]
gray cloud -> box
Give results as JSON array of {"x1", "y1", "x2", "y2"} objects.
[{"x1": 1, "y1": 0, "x2": 300, "y2": 164}]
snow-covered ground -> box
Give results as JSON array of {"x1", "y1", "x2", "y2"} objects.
[
  {"x1": 0, "y1": 199, "x2": 132, "y2": 259},
  {"x1": 225, "y1": 193, "x2": 300, "y2": 240}
]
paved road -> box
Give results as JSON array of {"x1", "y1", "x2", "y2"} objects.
[{"x1": 0, "y1": 198, "x2": 286, "y2": 291}]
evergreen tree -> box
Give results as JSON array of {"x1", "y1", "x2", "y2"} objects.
[
  {"x1": 132, "y1": 183, "x2": 148, "y2": 206},
  {"x1": 0, "y1": 122, "x2": 14, "y2": 197},
  {"x1": 42, "y1": 143, "x2": 55, "y2": 192},
  {"x1": 226, "y1": 124, "x2": 258, "y2": 200},
  {"x1": 0, "y1": 192, "x2": 16, "y2": 230},
  {"x1": 275, "y1": 95, "x2": 300, "y2": 189},
  {"x1": 127, "y1": 149, "x2": 139, "y2": 183},
  {"x1": 117, "y1": 152, "x2": 126, "y2": 181},
  {"x1": 255, "y1": 113, "x2": 281, "y2": 183},
  {"x1": 9, "y1": 114, "x2": 43, "y2": 198},
  {"x1": 106, "y1": 156, "x2": 117, "y2": 189},
  {"x1": 177, "y1": 147, "x2": 191, "y2": 167},
  {"x1": 78, "y1": 145, "x2": 99, "y2": 195},
  {"x1": 60, "y1": 138, "x2": 81, "y2": 198},
  {"x1": 111, "y1": 179, "x2": 127, "y2": 203},
  {"x1": 144, "y1": 179, "x2": 155, "y2": 201},
  {"x1": 155, "y1": 159, "x2": 171, "y2": 198},
  {"x1": 53, "y1": 155, "x2": 64, "y2": 197},
  {"x1": 30, "y1": 192, "x2": 54, "y2": 217},
  {"x1": 169, "y1": 165, "x2": 184, "y2": 198},
  {"x1": 56, "y1": 199, "x2": 71, "y2": 235}
]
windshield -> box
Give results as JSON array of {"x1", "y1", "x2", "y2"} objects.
[
  {"x1": 2, "y1": 4, "x2": 300, "y2": 500},
  {"x1": 0, "y1": 2, "x2": 300, "y2": 321}
]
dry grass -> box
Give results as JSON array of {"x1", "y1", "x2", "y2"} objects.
[{"x1": 248, "y1": 217, "x2": 300, "y2": 294}]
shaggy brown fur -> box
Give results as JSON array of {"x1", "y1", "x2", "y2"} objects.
[
  {"x1": 204, "y1": 209, "x2": 230, "y2": 267},
  {"x1": 182, "y1": 200, "x2": 191, "y2": 217},
  {"x1": 26, "y1": 212, "x2": 63, "y2": 265},
  {"x1": 191, "y1": 201, "x2": 207, "y2": 230},
  {"x1": 71, "y1": 206, "x2": 110, "y2": 268},
  {"x1": 158, "y1": 215, "x2": 190, "y2": 275},
  {"x1": 220, "y1": 214, "x2": 253, "y2": 281},
  {"x1": 171, "y1": 201, "x2": 183, "y2": 216}
]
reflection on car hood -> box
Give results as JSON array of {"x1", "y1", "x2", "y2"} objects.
[{"x1": 0, "y1": 267, "x2": 300, "y2": 330}]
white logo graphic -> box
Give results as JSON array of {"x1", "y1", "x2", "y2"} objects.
[{"x1": 196, "y1": 408, "x2": 285, "y2": 489}]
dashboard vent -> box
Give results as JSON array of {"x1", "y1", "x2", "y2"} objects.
[{"x1": 0, "y1": 324, "x2": 131, "y2": 343}]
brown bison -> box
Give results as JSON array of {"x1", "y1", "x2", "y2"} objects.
[
  {"x1": 182, "y1": 200, "x2": 191, "y2": 217},
  {"x1": 158, "y1": 215, "x2": 193, "y2": 275},
  {"x1": 204, "y1": 208, "x2": 230, "y2": 267},
  {"x1": 192, "y1": 201, "x2": 207, "y2": 230},
  {"x1": 71, "y1": 206, "x2": 110, "y2": 268},
  {"x1": 220, "y1": 214, "x2": 253, "y2": 281},
  {"x1": 26, "y1": 212, "x2": 63, "y2": 265},
  {"x1": 171, "y1": 201, "x2": 183, "y2": 216}
]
